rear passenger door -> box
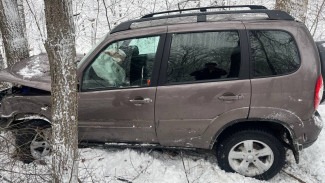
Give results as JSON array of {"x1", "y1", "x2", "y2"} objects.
[{"x1": 155, "y1": 24, "x2": 251, "y2": 148}]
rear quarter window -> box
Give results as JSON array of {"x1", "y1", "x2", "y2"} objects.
[{"x1": 249, "y1": 30, "x2": 300, "y2": 77}]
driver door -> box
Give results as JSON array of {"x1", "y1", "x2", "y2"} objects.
[{"x1": 78, "y1": 35, "x2": 163, "y2": 144}]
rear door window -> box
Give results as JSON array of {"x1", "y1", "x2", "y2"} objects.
[
  {"x1": 249, "y1": 30, "x2": 300, "y2": 77},
  {"x1": 167, "y1": 31, "x2": 241, "y2": 84}
]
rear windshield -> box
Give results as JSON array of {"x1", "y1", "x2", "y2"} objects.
[{"x1": 249, "y1": 30, "x2": 300, "y2": 77}]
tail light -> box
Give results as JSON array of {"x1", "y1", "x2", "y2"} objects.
[{"x1": 315, "y1": 75, "x2": 323, "y2": 111}]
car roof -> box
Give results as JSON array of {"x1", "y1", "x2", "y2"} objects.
[{"x1": 110, "y1": 5, "x2": 295, "y2": 34}]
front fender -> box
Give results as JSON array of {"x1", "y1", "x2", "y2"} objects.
[{"x1": 0, "y1": 95, "x2": 51, "y2": 128}]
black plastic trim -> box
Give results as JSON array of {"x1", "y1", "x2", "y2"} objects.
[
  {"x1": 302, "y1": 138, "x2": 317, "y2": 148},
  {"x1": 157, "y1": 34, "x2": 172, "y2": 86},
  {"x1": 110, "y1": 10, "x2": 294, "y2": 34},
  {"x1": 197, "y1": 14, "x2": 206, "y2": 22},
  {"x1": 239, "y1": 30, "x2": 250, "y2": 79},
  {"x1": 210, "y1": 118, "x2": 297, "y2": 149},
  {"x1": 142, "y1": 5, "x2": 268, "y2": 18},
  {"x1": 150, "y1": 34, "x2": 167, "y2": 87}
]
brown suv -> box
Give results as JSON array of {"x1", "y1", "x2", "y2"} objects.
[{"x1": 0, "y1": 5, "x2": 323, "y2": 180}]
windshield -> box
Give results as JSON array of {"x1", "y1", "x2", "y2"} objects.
[{"x1": 77, "y1": 34, "x2": 108, "y2": 69}]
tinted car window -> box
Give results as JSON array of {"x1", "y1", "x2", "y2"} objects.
[
  {"x1": 167, "y1": 31, "x2": 241, "y2": 83},
  {"x1": 249, "y1": 30, "x2": 300, "y2": 77},
  {"x1": 82, "y1": 36, "x2": 160, "y2": 91}
]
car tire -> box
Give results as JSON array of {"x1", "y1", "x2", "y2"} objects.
[
  {"x1": 14, "y1": 121, "x2": 51, "y2": 163},
  {"x1": 216, "y1": 128, "x2": 285, "y2": 180}
]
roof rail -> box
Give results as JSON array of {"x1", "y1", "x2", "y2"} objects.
[
  {"x1": 111, "y1": 6, "x2": 294, "y2": 34},
  {"x1": 142, "y1": 5, "x2": 267, "y2": 18}
]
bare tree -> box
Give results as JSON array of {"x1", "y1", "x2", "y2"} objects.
[
  {"x1": 102, "y1": 0, "x2": 112, "y2": 31},
  {"x1": 0, "y1": 32, "x2": 5, "y2": 70},
  {"x1": 0, "y1": 51, "x2": 4, "y2": 71},
  {"x1": 0, "y1": 0, "x2": 29, "y2": 67},
  {"x1": 17, "y1": 0, "x2": 27, "y2": 37},
  {"x1": 275, "y1": 0, "x2": 309, "y2": 22},
  {"x1": 43, "y1": 0, "x2": 78, "y2": 182},
  {"x1": 309, "y1": 0, "x2": 325, "y2": 37}
]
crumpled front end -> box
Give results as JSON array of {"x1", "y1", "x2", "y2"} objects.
[
  {"x1": 0, "y1": 88, "x2": 12, "y2": 128},
  {"x1": 0, "y1": 86, "x2": 51, "y2": 129}
]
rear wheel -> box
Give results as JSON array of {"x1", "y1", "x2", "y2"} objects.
[{"x1": 216, "y1": 129, "x2": 285, "y2": 180}]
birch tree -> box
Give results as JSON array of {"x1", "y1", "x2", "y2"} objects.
[
  {"x1": 44, "y1": 0, "x2": 78, "y2": 182},
  {"x1": 275, "y1": 0, "x2": 309, "y2": 22},
  {"x1": 0, "y1": 33, "x2": 5, "y2": 70},
  {"x1": 16, "y1": 0, "x2": 27, "y2": 38},
  {"x1": 0, "y1": 0, "x2": 29, "y2": 67},
  {"x1": 0, "y1": 51, "x2": 4, "y2": 71}
]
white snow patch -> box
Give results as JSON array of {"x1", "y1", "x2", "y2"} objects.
[
  {"x1": 314, "y1": 113, "x2": 323, "y2": 128},
  {"x1": 1, "y1": 103, "x2": 325, "y2": 183},
  {"x1": 16, "y1": 115, "x2": 51, "y2": 123},
  {"x1": 0, "y1": 0, "x2": 325, "y2": 182},
  {"x1": 17, "y1": 56, "x2": 46, "y2": 79}
]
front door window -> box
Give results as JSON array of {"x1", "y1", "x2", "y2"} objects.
[{"x1": 82, "y1": 36, "x2": 160, "y2": 91}]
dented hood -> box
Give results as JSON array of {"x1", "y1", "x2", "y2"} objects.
[{"x1": 0, "y1": 54, "x2": 83, "y2": 92}]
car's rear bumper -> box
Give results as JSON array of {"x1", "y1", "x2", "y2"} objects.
[
  {"x1": 302, "y1": 137, "x2": 318, "y2": 148},
  {"x1": 300, "y1": 111, "x2": 323, "y2": 149}
]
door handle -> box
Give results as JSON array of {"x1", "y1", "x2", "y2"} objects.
[
  {"x1": 129, "y1": 97, "x2": 152, "y2": 106},
  {"x1": 218, "y1": 93, "x2": 244, "y2": 101}
]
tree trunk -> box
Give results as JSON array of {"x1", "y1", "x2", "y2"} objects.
[
  {"x1": 291, "y1": 0, "x2": 308, "y2": 23},
  {"x1": 0, "y1": 32, "x2": 5, "y2": 70},
  {"x1": 275, "y1": 0, "x2": 308, "y2": 23},
  {"x1": 0, "y1": 0, "x2": 29, "y2": 67},
  {"x1": 0, "y1": 51, "x2": 4, "y2": 71},
  {"x1": 43, "y1": 0, "x2": 78, "y2": 182},
  {"x1": 16, "y1": 0, "x2": 27, "y2": 39}
]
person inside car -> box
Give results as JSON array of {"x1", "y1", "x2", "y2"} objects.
[{"x1": 190, "y1": 62, "x2": 227, "y2": 80}]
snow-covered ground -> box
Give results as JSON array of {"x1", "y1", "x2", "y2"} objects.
[
  {"x1": 76, "y1": 106, "x2": 325, "y2": 183},
  {"x1": 1, "y1": 106, "x2": 324, "y2": 183},
  {"x1": 0, "y1": 0, "x2": 325, "y2": 182}
]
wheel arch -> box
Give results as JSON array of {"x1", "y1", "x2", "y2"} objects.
[
  {"x1": 211, "y1": 118, "x2": 300, "y2": 163},
  {"x1": 7, "y1": 113, "x2": 51, "y2": 130}
]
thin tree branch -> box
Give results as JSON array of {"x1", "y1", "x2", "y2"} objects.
[
  {"x1": 102, "y1": 0, "x2": 112, "y2": 31},
  {"x1": 180, "y1": 151, "x2": 190, "y2": 183},
  {"x1": 310, "y1": 0, "x2": 325, "y2": 36},
  {"x1": 25, "y1": 0, "x2": 45, "y2": 41},
  {"x1": 0, "y1": 174, "x2": 12, "y2": 183},
  {"x1": 282, "y1": 170, "x2": 307, "y2": 183}
]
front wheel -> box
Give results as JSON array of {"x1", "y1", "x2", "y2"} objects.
[
  {"x1": 15, "y1": 124, "x2": 52, "y2": 163},
  {"x1": 216, "y1": 129, "x2": 285, "y2": 180}
]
